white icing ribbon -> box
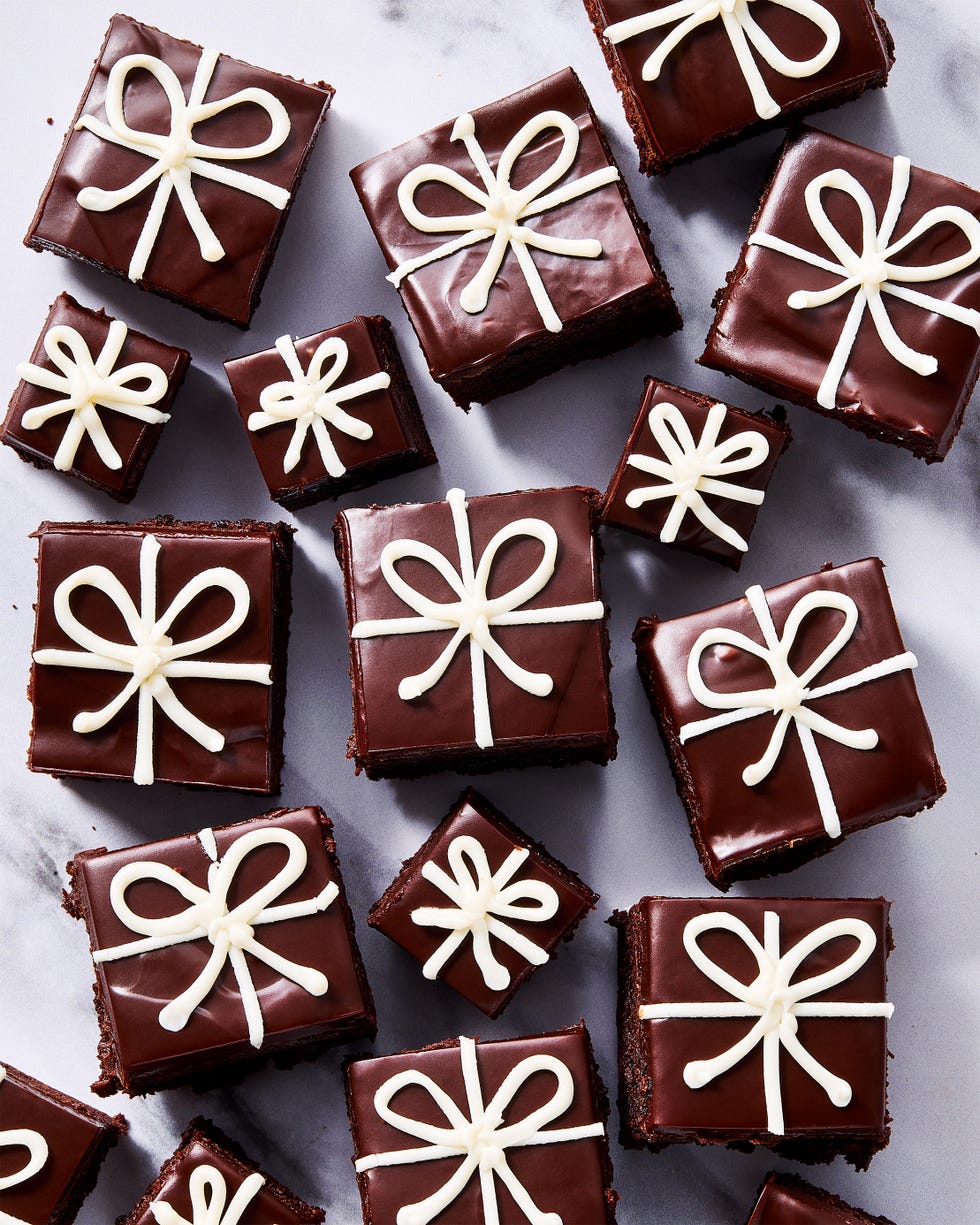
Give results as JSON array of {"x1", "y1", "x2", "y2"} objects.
[
  {"x1": 92, "y1": 826, "x2": 339, "y2": 1050},
  {"x1": 0, "y1": 1067, "x2": 50, "y2": 1221},
  {"x1": 248, "y1": 334, "x2": 391, "y2": 476},
  {"x1": 350, "y1": 488, "x2": 604, "y2": 749},
  {"x1": 625, "y1": 401, "x2": 769, "y2": 552},
  {"x1": 640, "y1": 910, "x2": 893, "y2": 1136},
  {"x1": 387, "y1": 109, "x2": 620, "y2": 333},
  {"x1": 411, "y1": 834, "x2": 560, "y2": 991},
  {"x1": 150, "y1": 1165, "x2": 266, "y2": 1225},
  {"x1": 604, "y1": 0, "x2": 840, "y2": 121},
  {"x1": 32, "y1": 532, "x2": 272, "y2": 786},
  {"x1": 749, "y1": 155, "x2": 980, "y2": 408},
  {"x1": 16, "y1": 321, "x2": 171, "y2": 473},
  {"x1": 679, "y1": 584, "x2": 917, "y2": 838},
  {"x1": 75, "y1": 48, "x2": 291, "y2": 282},
  {"x1": 354, "y1": 1034, "x2": 605, "y2": 1225}
]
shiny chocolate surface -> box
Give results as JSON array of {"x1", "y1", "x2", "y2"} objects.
[{"x1": 748, "y1": 1171, "x2": 891, "y2": 1224}]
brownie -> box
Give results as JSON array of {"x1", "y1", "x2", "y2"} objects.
[
  {"x1": 225, "y1": 314, "x2": 436, "y2": 509},
  {"x1": 613, "y1": 896, "x2": 893, "y2": 1168},
  {"x1": 29, "y1": 517, "x2": 292, "y2": 793},
  {"x1": 347, "y1": 1024, "x2": 618, "y2": 1223},
  {"x1": 368, "y1": 788, "x2": 598, "y2": 1018},
  {"x1": 701, "y1": 127, "x2": 980, "y2": 461},
  {"x1": 582, "y1": 1, "x2": 893, "y2": 174},
  {"x1": 63, "y1": 806, "x2": 376, "y2": 1097},
  {"x1": 334, "y1": 485, "x2": 616, "y2": 779},
  {"x1": 633, "y1": 558, "x2": 945, "y2": 889},
  {"x1": 350, "y1": 66, "x2": 680, "y2": 409},
  {"x1": 0, "y1": 1062, "x2": 126, "y2": 1224},
  {"x1": 601, "y1": 376, "x2": 790, "y2": 568},
  {"x1": 118, "y1": 1117, "x2": 324, "y2": 1224},
  {"x1": 746, "y1": 1171, "x2": 898, "y2": 1225},
  {"x1": 25, "y1": 14, "x2": 333, "y2": 326},
  {"x1": 2, "y1": 293, "x2": 189, "y2": 502}
]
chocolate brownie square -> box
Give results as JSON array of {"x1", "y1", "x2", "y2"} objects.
[{"x1": 746, "y1": 1171, "x2": 897, "y2": 1224}]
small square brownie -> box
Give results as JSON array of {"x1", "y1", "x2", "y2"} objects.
[
  {"x1": 334, "y1": 485, "x2": 616, "y2": 778},
  {"x1": 634, "y1": 558, "x2": 945, "y2": 889},
  {"x1": 347, "y1": 1024, "x2": 617, "y2": 1224},
  {"x1": 701, "y1": 127, "x2": 980, "y2": 461},
  {"x1": 746, "y1": 1171, "x2": 897, "y2": 1225},
  {"x1": 119, "y1": 1117, "x2": 324, "y2": 1224},
  {"x1": 2, "y1": 293, "x2": 189, "y2": 502},
  {"x1": 0, "y1": 1063, "x2": 125, "y2": 1224},
  {"x1": 582, "y1": 1, "x2": 893, "y2": 174},
  {"x1": 29, "y1": 517, "x2": 292, "y2": 793},
  {"x1": 64, "y1": 807, "x2": 376, "y2": 1097},
  {"x1": 601, "y1": 376, "x2": 789, "y2": 568},
  {"x1": 350, "y1": 66, "x2": 680, "y2": 409},
  {"x1": 225, "y1": 315, "x2": 436, "y2": 509},
  {"x1": 368, "y1": 788, "x2": 598, "y2": 1018},
  {"x1": 613, "y1": 896, "x2": 893, "y2": 1168},
  {"x1": 25, "y1": 14, "x2": 333, "y2": 326}
]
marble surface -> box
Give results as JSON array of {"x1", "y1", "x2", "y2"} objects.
[{"x1": 1, "y1": 1, "x2": 977, "y2": 1222}]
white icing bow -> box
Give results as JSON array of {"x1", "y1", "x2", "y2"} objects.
[
  {"x1": 625, "y1": 400, "x2": 770, "y2": 552},
  {"x1": 150, "y1": 1165, "x2": 266, "y2": 1225},
  {"x1": 32, "y1": 532, "x2": 272, "y2": 785},
  {"x1": 16, "y1": 320, "x2": 171, "y2": 473},
  {"x1": 411, "y1": 834, "x2": 560, "y2": 991},
  {"x1": 0, "y1": 1067, "x2": 50, "y2": 1219},
  {"x1": 387, "y1": 109, "x2": 620, "y2": 332},
  {"x1": 75, "y1": 48, "x2": 291, "y2": 282},
  {"x1": 749, "y1": 155, "x2": 980, "y2": 408},
  {"x1": 93, "y1": 826, "x2": 339, "y2": 1049},
  {"x1": 679, "y1": 583, "x2": 917, "y2": 838},
  {"x1": 640, "y1": 910, "x2": 893, "y2": 1135},
  {"x1": 247, "y1": 334, "x2": 391, "y2": 476},
  {"x1": 351, "y1": 488, "x2": 604, "y2": 749},
  {"x1": 604, "y1": 0, "x2": 840, "y2": 121},
  {"x1": 354, "y1": 1035, "x2": 605, "y2": 1225}
]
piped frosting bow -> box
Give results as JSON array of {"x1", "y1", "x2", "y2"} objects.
[
  {"x1": 0, "y1": 1067, "x2": 50, "y2": 1217},
  {"x1": 150, "y1": 1165, "x2": 266, "y2": 1225}
]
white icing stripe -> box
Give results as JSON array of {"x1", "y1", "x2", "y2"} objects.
[
  {"x1": 16, "y1": 321, "x2": 171, "y2": 473},
  {"x1": 149, "y1": 1165, "x2": 266, "y2": 1225},
  {"x1": 350, "y1": 488, "x2": 604, "y2": 749},
  {"x1": 749, "y1": 155, "x2": 980, "y2": 408},
  {"x1": 248, "y1": 334, "x2": 391, "y2": 476},
  {"x1": 411, "y1": 834, "x2": 560, "y2": 991},
  {"x1": 679, "y1": 583, "x2": 917, "y2": 838},
  {"x1": 354, "y1": 1035, "x2": 604, "y2": 1225},
  {"x1": 604, "y1": 0, "x2": 840, "y2": 121},
  {"x1": 640, "y1": 910, "x2": 893, "y2": 1136},
  {"x1": 387, "y1": 109, "x2": 620, "y2": 333},
  {"x1": 32, "y1": 532, "x2": 272, "y2": 786},
  {"x1": 92, "y1": 826, "x2": 339, "y2": 1050},
  {"x1": 625, "y1": 400, "x2": 769, "y2": 552},
  {"x1": 0, "y1": 1066, "x2": 50, "y2": 1212},
  {"x1": 75, "y1": 48, "x2": 291, "y2": 282}
]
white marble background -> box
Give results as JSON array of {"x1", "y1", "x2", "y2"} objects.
[{"x1": 1, "y1": 2, "x2": 977, "y2": 1222}]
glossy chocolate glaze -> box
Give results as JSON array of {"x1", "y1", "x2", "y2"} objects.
[
  {"x1": 601, "y1": 377, "x2": 789, "y2": 568},
  {"x1": 225, "y1": 315, "x2": 435, "y2": 508},
  {"x1": 30, "y1": 518, "x2": 291, "y2": 793},
  {"x1": 368, "y1": 789, "x2": 597, "y2": 1018},
  {"x1": 2, "y1": 293, "x2": 189, "y2": 501},
  {"x1": 583, "y1": 1, "x2": 892, "y2": 172},
  {"x1": 701, "y1": 128, "x2": 980, "y2": 459},
  {"x1": 748, "y1": 1172, "x2": 896, "y2": 1225},
  {"x1": 67, "y1": 808, "x2": 375, "y2": 1095},
  {"x1": 634, "y1": 558, "x2": 945, "y2": 885},
  {"x1": 335, "y1": 486, "x2": 615, "y2": 776},
  {"x1": 347, "y1": 1026, "x2": 616, "y2": 1225},
  {"x1": 26, "y1": 15, "x2": 333, "y2": 326}
]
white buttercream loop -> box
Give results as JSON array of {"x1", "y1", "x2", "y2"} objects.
[
  {"x1": 350, "y1": 489, "x2": 604, "y2": 749},
  {"x1": 387, "y1": 109, "x2": 620, "y2": 333},
  {"x1": 0, "y1": 1067, "x2": 50, "y2": 1216},
  {"x1": 149, "y1": 1165, "x2": 266, "y2": 1225},
  {"x1": 31, "y1": 532, "x2": 272, "y2": 785},
  {"x1": 640, "y1": 910, "x2": 893, "y2": 1135},
  {"x1": 75, "y1": 48, "x2": 291, "y2": 282},
  {"x1": 354, "y1": 1035, "x2": 604, "y2": 1225},
  {"x1": 678, "y1": 584, "x2": 917, "y2": 838}
]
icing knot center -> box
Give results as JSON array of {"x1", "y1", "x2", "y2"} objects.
[{"x1": 208, "y1": 912, "x2": 255, "y2": 948}]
